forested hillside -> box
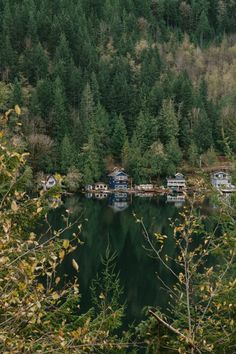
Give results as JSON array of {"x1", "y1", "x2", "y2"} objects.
[{"x1": 1, "y1": 0, "x2": 236, "y2": 183}]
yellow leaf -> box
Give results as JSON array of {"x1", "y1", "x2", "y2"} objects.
[
  {"x1": 14, "y1": 105, "x2": 21, "y2": 115},
  {"x1": 37, "y1": 207, "x2": 43, "y2": 213},
  {"x1": 72, "y1": 259, "x2": 79, "y2": 272},
  {"x1": 59, "y1": 250, "x2": 65, "y2": 260},
  {"x1": 63, "y1": 239, "x2": 70, "y2": 249},
  {"x1": 52, "y1": 292, "x2": 59, "y2": 300},
  {"x1": 11, "y1": 200, "x2": 18, "y2": 211}
]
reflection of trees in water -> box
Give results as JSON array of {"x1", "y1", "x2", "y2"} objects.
[{"x1": 47, "y1": 195, "x2": 183, "y2": 323}]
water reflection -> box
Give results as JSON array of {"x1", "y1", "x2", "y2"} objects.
[
  {"x1": 46, "y1": 194, "x2": 183, "y2": 324},
  {"x1": 109, "y1": 192, "x2": 129, "y2": 212},
  {"x1": 44, "y1": 192, "x2": 222, "y2": 327},
  {"x1": 166, "y1": 193, "x2": 185, "y2": 208}
]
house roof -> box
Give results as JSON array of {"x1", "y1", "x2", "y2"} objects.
[
  {"x1": 108, "y1": 168, "x2": 128, "y2": 177},
  {"x1": 211, "y1": 170, "x2": 230, "y2": 175},
  {"x1": 47, "y1": 175, "x2": 56, "y2": 181},
  {"x1": 175, "y1": 173, "x2": 184, "y2": 179}
]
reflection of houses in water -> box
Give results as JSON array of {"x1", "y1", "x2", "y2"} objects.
[
  {"x1": 85, "y1": 192, "x2": 108, "y2": 200},
  {"x1": 135, "y1": 192, "x2": 155, "y2": 198},
  {"x1": 94, "y1": 192, "x2": 108, "y2": 200},
  {"x1": 85, "y1": 192, "x2": 93, "y2": 199},
  {"x1": 166, "y1": 194, "x2": 185, "y2": 208},
  {"x1": 167, "y1": 173, "x2": 186, "y2": 192},
  {"x1": 109, "y1": 193, "x2": 129, "y2": 212}
]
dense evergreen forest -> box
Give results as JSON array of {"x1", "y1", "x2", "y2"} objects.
[{"x1": 1, "y1": 0, "x2": 236, "y2": 183}]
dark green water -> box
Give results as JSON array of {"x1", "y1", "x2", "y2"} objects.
[{"x1": 46, "y1": 192, "x2": 217, "y2": 325}]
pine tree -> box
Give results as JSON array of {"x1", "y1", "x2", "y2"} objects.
[
  {"x1": 79, "y1": 135, "x2": 101, "y2": 184},
  {"x1": 135, "y1": 111, "x2": 152, "y2": 153},
  {"x1": 122, "y1": 137, "x2": 130, "y2": 170},
  {"x1": 111, "y1": 114, "x2": 128, "y2": 160},
  {"x1": 188, "y1": 142, "x2": 199, "y2": 167},
  {"x1": 11, "y1": 79, "x2": 23, "y2": 106},
  {"x1": 129, "y1": 133, "x2": 143, "y2": 183},
  {"x1": 196, "y1": 10, "x2": 211, "y2": 46},
  {"x1": 52, "y1": 77, "x2": 68, "y2": 143},
  {"x1": 91, "y1": 103, "x2": 111, "y2": 157},
  {"x1": 158, "y1": 99, "x2": 179, "y2": 145},
  {"x1": 80, "y1": 82, "x2": 95, "y2": 140},
  {"x1": 61, "y1": 135, "x2": 75, "y2": 174}
]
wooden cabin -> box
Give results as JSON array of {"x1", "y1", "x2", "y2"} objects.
[
  {"x1": 108, "y1": 168, "x2": 128, "y2": 190},
  {"x1": 167, "y1": 173, "x2": 186, "y2": 192}
]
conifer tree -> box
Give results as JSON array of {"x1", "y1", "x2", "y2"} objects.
[
  {"x1": 61, "y1": 135, "x2": 75, "y2": 174},
  {"x1": 122, "y1": 137, "x2": 130, "y2": 170},
  {"x1": 80, "y1": 82, "x2": 95, "y2": 140},
  {"x1": 135, "y1": 111, "x2": 151, "y2": 153},
  {"x1": 79, "y1": 135, "x2": 101, "y2": 184},
  {"x1": 11, "y1": 79, "x2": 23, "y2": 106},
  {"x1": 52, "y1": 77, "x2": 68, "y2": 143},
  {"x1": 158, "y1": 99, "x2": 179, "y2": 145},
  {"x1": 112, "y1": 114, "x2": 128, "y2": 160}
]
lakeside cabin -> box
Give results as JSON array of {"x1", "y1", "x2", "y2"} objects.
[
  {"x1": 211, "y1": 171, "x2": 235, "y2": 192},
  {"x1": 108, "y1": 169, "x2": 128, "y2": 190},
  {"x1": 167, "y1": 173, "x2": 186, "y2": 192},
  {"x1": 94, "y1": 182, "x2": 108, "y2": 191}
]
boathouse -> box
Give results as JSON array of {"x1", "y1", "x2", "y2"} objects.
[
  {"x1": 167, "y1": 173, "x2": 186, "y2": 191},
  {"x1": 108, "y1": 169, "x2": 128, "y2": 190},
  {"x1": 211, "y1": 171, "x2": 233, "y2": 191}
]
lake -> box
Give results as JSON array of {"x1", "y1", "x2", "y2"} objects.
[{"x1": 46, "y1": 192, "x2": 220, "y2": 326}]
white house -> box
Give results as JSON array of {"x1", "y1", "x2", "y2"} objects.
[
  {"x1": 211, "y1": 171, "x2": 235, "y2": 191},
  {"x1": 167, "y1": 173, "x2": 186, "y2": 191},
  {"x1": 94, "y1": 182, "x2": 108, "y2": 191}
]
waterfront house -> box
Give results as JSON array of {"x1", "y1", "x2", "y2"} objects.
[
  {"x1": 108, "y1": 168, "x2": 128, "y2": 190},
  {"x1": 211, "y1": 171, "x2": 235, "y2": 191},
  {"x1": 167, "y1": 173, "x2": 186, "y2": 191},
  {"x1": 94, "y1": 182, "x2": 108, "y2": 191}
]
